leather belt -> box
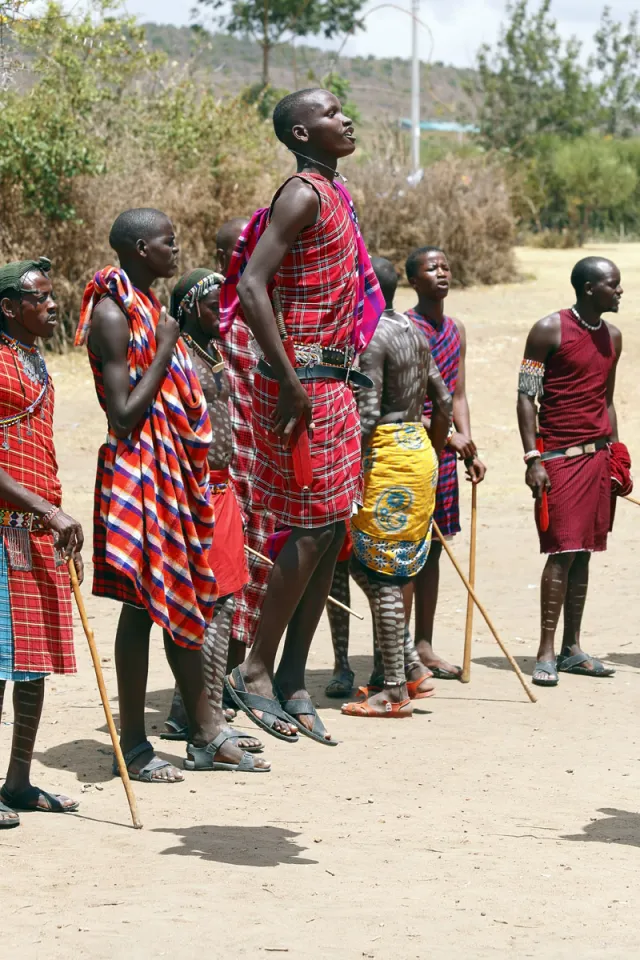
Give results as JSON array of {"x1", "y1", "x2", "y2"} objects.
[
  {"x1": 540, "y1": 437, "x2": 609, "y2": 462},
  {"x1": 257, "y1": 358, "x2": 374, "y2": 389}
]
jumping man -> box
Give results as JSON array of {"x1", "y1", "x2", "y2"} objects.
[
  {"x1": 222, "y1": 88, "x2": 384, "y2": 744},
  {"x1": 517, "y1": 257, "x2": 623, "y2": 687}
]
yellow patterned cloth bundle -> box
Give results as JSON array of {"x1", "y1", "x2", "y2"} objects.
[{"x1": 351, "y1": 423, "x2": 438, "y2": 581}]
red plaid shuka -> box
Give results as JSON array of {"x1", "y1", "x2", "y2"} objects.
[
  {"x1": 406, "y1": 309, "x2": 462, "y2": 537},
  {"x1": 219, "y1": 319, "x2": 275, "y2": 646},
  {"x1": 77, "y1": 269, "x2": 216, "y2": 648},
  {"x1": 0, "y1": 342, "x2": 75, "y2": 674},
  {"x1": 253, "y1": 173, "x2": 368, "y2": 527}
]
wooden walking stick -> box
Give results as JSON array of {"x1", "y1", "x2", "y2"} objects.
[
  {"x1": 461, "y1": 483, "x2": 477, "y2": 684},
  {"x1": 245, "y1": 545, "x2": 364, "y2": 621},
  {"x1": 431, "y1": 522, "x2": 537, "y2": 704},
  {"x1": 68, "y1": 558, "x2": 142, "y2": 829},
  {"x1": 624, "y1": 495, "x2": 640, "y2": 508}
]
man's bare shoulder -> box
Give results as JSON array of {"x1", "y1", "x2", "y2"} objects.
[
  {"x1": 89, "y1": 296, "x2": 129, "y2": 354},
  {"x1": 271, "y1": 177, "x2": 320, "y2": 222},
  {"x1": 605, "y1": 320, "x2": 623, "y2": 355},
  {"x1": 529, "y1": 311, "x2": 562, "y2": 340}
]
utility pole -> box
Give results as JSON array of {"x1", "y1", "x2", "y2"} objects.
[{"x1": 411, "y1": 0, "x2": 420, "y2": 175}]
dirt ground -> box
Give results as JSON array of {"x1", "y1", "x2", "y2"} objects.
[{"x1": 3, "y1": 244, "x2": 640, "y2": 960}]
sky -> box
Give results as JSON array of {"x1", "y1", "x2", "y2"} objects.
[{"x1": 120, "y1": 0, "x2": 638, "y2": 68}]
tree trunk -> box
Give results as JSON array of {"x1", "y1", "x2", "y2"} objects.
[{"x1": 262, "y1": 0, "x2": 269, "y2": 86}]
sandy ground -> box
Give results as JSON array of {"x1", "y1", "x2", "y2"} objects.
[{"x1": 3, "y1": 244, "x2": 640, "y2": 960}]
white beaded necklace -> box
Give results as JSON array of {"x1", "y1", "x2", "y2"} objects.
[{"x1": 571, "y1": 306, "x2": 602, "y2": 332}]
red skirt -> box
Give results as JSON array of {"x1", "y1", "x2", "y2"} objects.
[
  {"x1": 537, "y1": 447, "x2": 611, "y2": 554},
  {"x1": 209, "y1": 480, "x2": 249, "y2": 598},
  {"x1": 9, "y1": 532, "x2": 75, "y2": 675},
  {"x1": 252, "y1": 373, "x2": 362, "y2": 528}
]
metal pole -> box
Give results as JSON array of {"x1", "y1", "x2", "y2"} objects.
[{"x1": 411, "y1": 0, "x2": 420, "y2": 174}]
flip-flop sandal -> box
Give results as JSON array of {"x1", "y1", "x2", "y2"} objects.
[
  {"x1": 556, "y1": 653, "x2": 615, "y2": 678},
  {"x1": 276, "y1": 689, "x2": 338, "y2": 746},
  {"x1": 325, "y1": 669, "x2": 355, "y2": 699},
  {"x1": 406, "y1": 676, "x2": 436, "y2": 700},
  {"x1": 161, "y1": 718, "x2": 189, "y2": 741},
  {"x1": 0, "y1": 784, "x2": 79, "y2": 813},
  {"x1": 224, "y1": 668, "x2": 299, "y2": 743},
  {"x1": 532, "y1": 659, "x2": 559, "y2": 687},
  {"x1": 184, "y1": 731, "x2": 270, "y2": 772},
  {"x1": 342, "y1": 696, "x2": 412, "y2": 718},
  {"x1": 429, "y1": 665, "x2": 463, "y2": 680},
  {"x1": 112, "y1": 740, "x2": 184, "y2": 783},
  {"x1": 161, "y1": 721, "x2": 263, "y2": 752},
  {"x1": 0, "y1": 798, "x2": 19, "y2": 828}
]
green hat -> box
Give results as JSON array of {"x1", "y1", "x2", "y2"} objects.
[
  {"x1": 0, "y1": 257, "x2": 51, "y2": 300},
  {"x1": 170, "y1": 269, "x2": 224, "y2": 325}
]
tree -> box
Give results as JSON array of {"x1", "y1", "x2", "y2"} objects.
[
  {"x1": 551, "y1": 136, "x2": 637, "y2": 243},
  {"x1": 473, "y1": 0, "x2": 597, "y2": 155},
  {"x1": 591, "y1": 7, "x2": 640, "y2": 137},
  {"x1": 195, "y1": 0, "x2": 366, "y2": 86}
]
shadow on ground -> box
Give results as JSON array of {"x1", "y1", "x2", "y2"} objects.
[
  {"x1": 561, "y1": 808, "x2": 640, "y2": 848},
  {"x1": 154, "y1": 823, "x2": 318, "y2": 866},
  {"x1": 473, "y1": 655, "x2": 534, "y2": 674},
  {"x1": 34, "y1": 738, "x2": 184, "y2": 783},
  {"x1": 603, "y1": 652, "x2": 640, "y2": 670}
]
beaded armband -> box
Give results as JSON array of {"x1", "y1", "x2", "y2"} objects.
[{"x1": 518, "y1": 358, "x2": 545, "y2": 398}]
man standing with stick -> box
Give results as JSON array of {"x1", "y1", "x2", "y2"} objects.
[
  {"x1": 222, "y1": 88, "x2": 383, "y2": 744},
  {"x1": 0, "y1": 258, "x2": 83, "y2": 826},
  {"x1": 518, "y1": 257, "x2": 623, "y2": 687},
  {"x1": 405, "y1": 246, "x2": 486, "y2": 679}
]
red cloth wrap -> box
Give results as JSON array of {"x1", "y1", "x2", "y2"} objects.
[
  {"x1": 609, "y1": 440, "x2": 633, "y2": 531},
  {"x1": 209, "y1": 469, "x2": 249, "y2": 598}
]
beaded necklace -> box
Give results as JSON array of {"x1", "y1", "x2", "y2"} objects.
[
  {"x1": 0, "y1": 331, "x2": 48, "y2": 384},
  {"x1": 181, "y1": 332, "x2": 224, "y2": 373},
  {"x1": 571, "y1": 306, "x2": 603, "y2": 332}
]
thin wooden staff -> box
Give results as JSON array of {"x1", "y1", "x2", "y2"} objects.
[
  {"x1": 432, "y1": 521, "x2": 537, "y2": 704},
  {"x1": 68, "y1": 558, "x2": 142, "y2": 829},
  {"x1": 461, "y1": 483, "x2": 477, "y2": 684},
  {"x1": 245, "y1": 545, "x2": 364, "y2": 621},
  {"x1": 624, "y1": 495, "x2": 640, "y2": 507}
]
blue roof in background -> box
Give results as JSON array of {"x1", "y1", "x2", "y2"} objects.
[{"x1": 399, "y1": 119, "x2": 479, "y2": 133}]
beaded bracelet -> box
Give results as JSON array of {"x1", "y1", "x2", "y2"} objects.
[{"x1": 41, "y1": 505, "x2": 60, "y2": 528}]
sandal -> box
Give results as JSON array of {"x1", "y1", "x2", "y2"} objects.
[
  {"x1": 342, "y1": 696, "x2": 412, "y2": 718},
  {"x1": 161, "y1": 720, "x2": 263, "y2": 752},
  {"x1": 0, "y1": 784, "x2": 79, "y2": 813},
  {"x1": 406, "y1": 676, "x2": 436, "y2": 700},
  {"x1": 160, "y1": 718, "x2": 189, "y2": 741},
  {"x1": 325, "y1": 669, "x2": 355, "y2": 699},
  {"x1": 429, "y1": 665, "x2": 462, "y2": 680},
  {"x1": 224, "y1": 668, "x2": 299, "y2": 743},
  {"x1": 276, "y1": 688, "x2": 338, "y2": 746},
  {"x1": 0, "y1": 798, "x2": 20, "y2": 828},
  {"x1": 532, "y1": 659, "x2": 559, "y2": 687},
  {"x1": 556, "y1": 653, "x2": 615, "y2": 678},
  {"x1": 184, "y1": 731, "x2": 270, "y2": 772},
  {"x1": 112, "y1": 740, "x2": 184, "y2": 783}
]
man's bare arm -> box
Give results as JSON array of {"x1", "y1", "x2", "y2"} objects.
[
  {"x1": 606, "y1": 323, "x2": 622, "y2": 443},
  {"x1": 516, "y1": 313, "x2": 561, "y2": 499},
  {"x1": 237, "y1": 179, "x2": 319, "y2": 439},
  {"x1": 425, "y1": 354, "x2": 452, "y2": 456},
  {"x1": 90, "y1": 299, "x2": 179, "y2": 439},
  {"x1": 451, "y1": 319, "x2": 486, "y2": 483}
]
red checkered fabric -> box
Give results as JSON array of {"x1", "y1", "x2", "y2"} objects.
[
  {"x1": 253, "y1": 373, "x2": 361, "y2": 527},
  {"x1": 220, "y1": 317, "x2": 275, "y2": 646},
  {"x1": 0, "y1": 343, "x2": 75, "y2": 674},
  {"x1": 252, "y1": 172, "x2": 363, "y2": 527}
]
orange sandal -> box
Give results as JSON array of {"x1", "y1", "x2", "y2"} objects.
[
  {"x1": 341, "y1": 696, "x2": 412, "y2": 718},
  {"x1": 406, "y1": 676, "x2": 436, "y2": 700}
]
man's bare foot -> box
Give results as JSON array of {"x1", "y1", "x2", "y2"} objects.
[
  {"x1": 415, "y1": 639, "x2": 462, "y2": 679},
  {"x1": 227, "y1": 667, "x2": 298, "y2": 738},
  {"x1": 342, "y1": 687, "x2": 413, "y2": 718}
]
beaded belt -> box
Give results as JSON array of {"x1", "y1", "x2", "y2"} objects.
[
  {"x1": 0, "y1": 509, "x2": 45, "y2": 531},
  {"x1": 209, "y1": 468, "x2": 230, "y2": 494}
]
